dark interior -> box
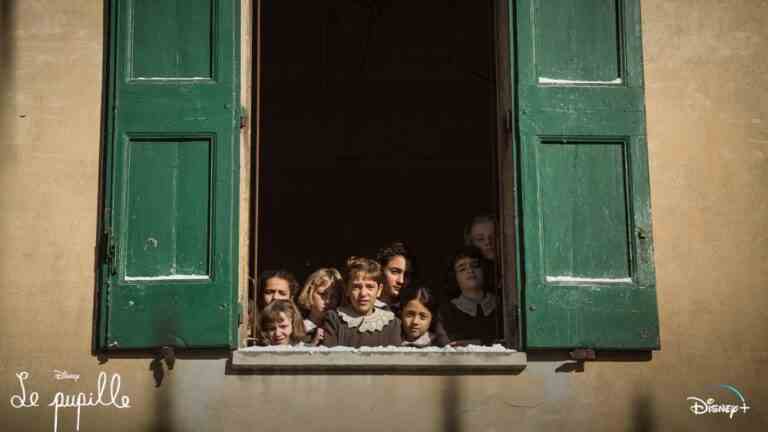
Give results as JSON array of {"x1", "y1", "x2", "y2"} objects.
[{"x1": 256, "y1": 0, "x2": 497, "y2": 290}]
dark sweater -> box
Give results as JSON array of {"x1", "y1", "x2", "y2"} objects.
[
  {"x1": 322, "y1": 307, "x2": 402, "y2": 348},
  {"x1": 439, "y1": 297, "x2": 499, "y2": 344},
  {"x1": 376, "y1": 299, "x2": 402, "y2": 317}
]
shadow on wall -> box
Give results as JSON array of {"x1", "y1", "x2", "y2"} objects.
[
  {"x1": 631, "y1": 391, "x2": 657, "y2": 432},
  {"x1": 92, "y1": 0, "x2": 111, "y2": 357},
  {"x1": 0, "y1": 0, "x2": 16, "y2": 324},
  {"x1": 151, "y1": 357, "x2": 176, "y2": 432},
  {"x1": 0, "y1": 0, "x2": 16, "y2": 163},
  {"x1": 442, "y1": 376, "x2": 462, "y2": 432}
]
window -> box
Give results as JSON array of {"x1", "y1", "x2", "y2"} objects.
[
  {"x1": 98, "y1": 0, "x2": 659, "y2": 360},
  {"x1": 253, "y1": 0, "x2": 507, "y2": 349}
]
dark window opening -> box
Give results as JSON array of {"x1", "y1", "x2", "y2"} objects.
[{"x1": 252, "y1": 0, "x2": 508, "y2": 348}]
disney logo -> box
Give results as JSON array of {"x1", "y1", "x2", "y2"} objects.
[
  {"x1": 687, "y1": 384, "x2": 750, "y2": 419},
  {"x1": 53, "y1": 370, "x2": 80, "y2": 382}
]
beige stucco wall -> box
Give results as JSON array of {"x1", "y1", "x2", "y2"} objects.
[{"x1": 1, "y1": 1, "x2": 766, "y2": 431}]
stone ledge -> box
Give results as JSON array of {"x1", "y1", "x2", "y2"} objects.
[{"x1": 231, "y1": 347, "x2": 527, "y2": 374}]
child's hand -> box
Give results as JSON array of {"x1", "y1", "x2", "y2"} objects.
[{"x1": 311, "y1": 328, "x2": 325, "y2": 346}]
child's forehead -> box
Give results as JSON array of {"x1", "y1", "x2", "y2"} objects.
[
  {"x1": 472, "y1": 220, "x2": 494, "y2": 230},
  {"x1": 315, "y1": 278, "x2": 338, "y2": 292},
  {"x1": 350, "y1": 271, "x2": 377, "y2": 283},
  {"x1": 266, "y1": 276, "x2": 289, "y2": 287},
  {"x1": 455, "y1": 256, "x2": 478, "y2": 266},
  {"x1": 403, "y1": 298, "x2": 429, "y2": 312},
  {"x1": 273, "y1": 312, "x2": 290, "y2": 322}
]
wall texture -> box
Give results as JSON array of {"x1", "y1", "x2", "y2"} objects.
[{"x1": 1, "y1": 1, "x2": 767, "y2": 431}]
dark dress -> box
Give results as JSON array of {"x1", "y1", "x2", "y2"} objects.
[
  {"x1": 375, "y1": 299, "x2": 401, "y2": 317},
  {"x1": 439, "y1": 294, "x2": 499, "y2": 344},
  {"x1": 322, "y1": 306, "x2": 402, "y2": 347}
]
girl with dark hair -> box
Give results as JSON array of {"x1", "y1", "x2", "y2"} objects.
[
  {"x1": 375, "y1": 241, "x2": 412, "y2": 315},
  {"x1": 254, "y1": 269, "x2": 300, "y2": 312},
  {"x1": 398, "y1": 285, "x2": 449, "y2": 347},
  {"x1": 439, "y1": 246, "x2": 498, "y2": 345}
]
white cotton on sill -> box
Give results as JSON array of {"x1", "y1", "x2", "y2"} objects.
[
  {"x1": 124, "y1": 274, "x2": 209, "y2": 281},
  {"x1": 239, "y1": 344, "x2": 516, "y2": 354},
  {"x1": 546, "y1": 276, "x2": 632, "y2": 283},
  {"x1": 538, "y1": 77, "x2": 623, "y2": 85}
]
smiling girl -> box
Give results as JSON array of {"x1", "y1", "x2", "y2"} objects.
[{"x1": 322, "y1": 257, "x2": 402, "y2": 347}]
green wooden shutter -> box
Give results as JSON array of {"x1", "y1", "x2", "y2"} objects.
[
  {"x1": 99, "y1": 0, "x2": 240, "y2": 350},
  {"x1": 516, "y1": 0, "x2": 659, "y2": 349}
]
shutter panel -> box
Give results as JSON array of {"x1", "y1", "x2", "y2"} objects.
[
  {"x1": 99, "y1": 0, "x2": 239, "y2": 350},
  {"x1": 516, "y1": 0, "x2": 659, "y2": 349}
]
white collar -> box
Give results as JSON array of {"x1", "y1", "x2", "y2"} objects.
[
  {"x1": 375, "y1": 299, "x2": 400, "y2": 312},
  {"x1": 338, "y1": 306, "x2": 395, "y2": 333},
  {"x1": 401, "y1": 332, "x2": 433, "y2": 347},
  {"x1": 451, "y1": 293, "x2": 496, "y2": 317}
]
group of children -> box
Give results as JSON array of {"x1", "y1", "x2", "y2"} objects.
[{"x1": 252, "y1": 215, "x2": 500, "y2": 348}]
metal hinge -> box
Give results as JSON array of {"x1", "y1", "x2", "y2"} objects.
[
  {"x1": 104, "y1": 228, "x2": 118, "y2": 276},
  {"x1": 504, "y1": 109, "x2": 513, "y2": 133},
  {"x1": 239, "y1": 106, "x2": 247, "y2": 130},
  {"x1": 569, "y1": 348, "x2": 596, "y2": 361}
]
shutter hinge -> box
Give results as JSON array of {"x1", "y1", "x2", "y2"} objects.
[
  {"x1": 504, "y1": 109, "x2": 513, "y2": 133},
  {"x1": 104, "y1": 228, "x2": 118, "y2": 276},
  {"x1": 569, "y1": 348, "x2": 596, "y2": 361},
  {"x1": 239, "y1": 106, "x2": 247, "y2": 130}
]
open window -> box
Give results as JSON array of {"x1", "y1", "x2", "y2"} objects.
[
  {"x1": 251, "y1": 0, "x2": 511, "y2": 348},
  {"x1": 98, "y1": 0, "x2": 659, "y2": 361}
]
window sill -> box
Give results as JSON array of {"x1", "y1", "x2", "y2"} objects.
[{"x1": 230, "y1": 345, "x2": 527, "y2": 374}]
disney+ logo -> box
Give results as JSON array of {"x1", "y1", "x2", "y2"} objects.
[{"x1": 687, "y1": 384, "x2": 750, "y2": 419}]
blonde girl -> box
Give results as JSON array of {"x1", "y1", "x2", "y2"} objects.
[
  {"x1": 296, "y1": 268, "x2": 343, "y2": 343},
  {"x1": 255, "y1": 300, "x2": 306, "y2": 346},
  {"x1": 322, "y1": 257, "x2": 402, "y2": 347}
]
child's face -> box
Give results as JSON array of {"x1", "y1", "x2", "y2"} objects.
[
  {"x1": 470, "y1": 221, "x2": 496, "y2": 260},
  {"x1": 382, "y1": 255, "x2": 407, "y2": 301},
  {"x1": 454, "y1": 257, "x2": 484, "y2": 294},
  {"x1": 263, "y1": 277, "x2": 291, "y2": 306},
  {"x1": 265, "y1": 312, "x2": 293, "y2": 345},
  {"x1": 401, "y1": 299, "x2": 432, "y2": 341},
  {"x1": 310, "y1": 280, "x2": 339, "y2": 318},
  {"x1": 347, "y1": 273, "x2": 382, "y2": 315}
]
